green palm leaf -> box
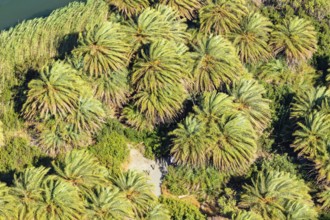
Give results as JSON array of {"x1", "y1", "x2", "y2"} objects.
[
  {"x1": 228, "y1": 79, "x2": 272, "y2": 133},
  {"x1": 0, "y1": 183, "x2": 17, "y2": 220},
  {"x1": 170, "y1": 115, "x2": 216, "y2": 167},
  {"x1": 318, "y1": 187, "x2": 330, "y2": 211},
  {"x1": 230, "y1": 12, "x2": 272, "y2": 63},
  {"x1": 270, "y1": 17, "x2": 317, "y2": 64},
  {"x1": 145, "y1": 204, "x2": 170, "y2": 220},
  {"x1": 11, "y1": 167, "x2": 49, "y2": 220},
  {"x1": 0, "y1": 121, "x2": 4, "y2": 147},
  {"x1": 52, "y1": 150, "x2": 108, "y2": 194},
  {"x1": 211, "y1": 114, "x2": 257, "y2": 174},
  {"x1": 110, "y1": 170, "x2": 157, "y2": 218},
  {"x1": 191, "y1": 35, "x2": 244, "y2": 92},
  {"x1": 292, "y1": 112, "x2": 330, "y2": 159},
  {"x1": 240, "y1": 169, "x2": 316, "y2": 220},
  {"x1": 23, "y1": 61, "x2": 85, "y2": 120},
  {"x1": 159, "y1": 0, "x2": 203, "y2": 20},
  {"x1": 73, "y1": 22, "x2": 131, "y2": 77},
  {"x1": 233, "y1": 210, "x2": 263, "y2": 220},
  {"x1": 121, "y1": 105, "x2": 155, "y2": 131},
  {"x1": 34, "y1": 178, "x2": 85, "y2": 220},
  {"x1": 85, "y1": 186, "x2": 133, "y2": 219},
  {"x1": 107, "y1": 0, "x2": 150, "y2": 17},
  {"x1": 199, "y1": 0, "x2": 248, "y2": 35}
]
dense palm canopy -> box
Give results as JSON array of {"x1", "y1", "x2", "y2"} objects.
[
  {"x1": 85, "y1": 186, "x2": 133, "y2": 219},
  {"x1": 228, "y1": 79, "x2": 272, "y2": 133},
  {"x1": 211, "y1": 114, "x2": 257, "y2": 174},
  {"x1": 191, "y1": 35, "x2": 244, "y2": 92},
  {"x1": 126, "y1": 5, "x2": 188, "y2": 50},
  {"x1": 110, "y1": 170, "x2": 156, "y2": 218},
  {"x1": 93, "y1": 68, "x2": 129, "y2": 108},
  {"x1": 199, "y1": 0, "x2": 248, "y2": 35},
  {"x1": 73, "y1": 22, "x2": 131, "y2": 78},
  {"x1": 170, "y1": 115, "x2": 215, "y2": 167},
  {"x1": 23, "y1": 61, "x2": 85, "y2": 120},
  {"x1": 240, "y1": 169, "x2": 317, "y2": 220},
  {"x1": 292, "y1": 112, "x2": 330, "y2": 159},
  {"x1": 0, "y1": 121, "x2": 4, "y2": 147},
  {"x1": 233, "y1": 210, "x2": 263, "y2": 220},
  {"x1": 33, "y1": 178, "x2": 85, "y2": 220},
  {"x1": 12, "y1": 167, "x2": 49, "y2": 219},
  {"x1": 121, "y1": 105, "x2": 154, "y2": 131},
  {"x1": 52, "y1": 150, "x2": 107, "y2": 193},
  {"x1": 270, "y1": 17, "x2": 317, "y2": 64},
  {"x1": 107, "y1": 0, "x2": 150, "y2": 17},
  {"x1": 318, "y1": 187, "x2": 330, "y2": 211},
  {"x1": 159, "y1": 0, "x2": 203, "y2": 20},
  {"x1": 230, "y1": 12, "x2": 273, "y2": 63}
]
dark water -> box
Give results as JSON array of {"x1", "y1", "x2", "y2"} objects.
[{"x1": 0, "y1": 0, "x2": 83, "y2": 30}]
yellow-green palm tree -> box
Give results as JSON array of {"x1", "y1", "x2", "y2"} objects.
[
  {"x1": 230, "y1": 12, "x2": 273, "y2": 63},
  {"x1": 85, "y1": 186, "x2": 133, "y2": 219},
  {"x1": 170, "y1": 115, "x2": 216, "y2": 167},
  {"x1": 0, "y1": 183, "x2": 17, "y2": 220},
  {"x1": 110, "y1": 170, "x2": 156, "y2": 218},
  {"x1": 199, "y1": 0, "x2": 248, "y2": 35},
  {"x1": 159, "y1": 0, "x2": 203, "y2": 20},
  {"x1": 318, "y1": 187, "x2": 330, "y2": 211},
  {"x1": 73, "y1": 22, "x2": 131, "y2": 78},
  {"x1": 0, "y1": 121, "x2": 4, "y2": 147},
  {"x1": 107, "y1": 0, "x2": 150, "y2": 17},
  {"x1": 191, "y1": 35, "x2": 244, "y2": 92},
  {"x1": 240, "y1": 169, "x2": 317, "y2": 220},
  {"x1": 23, "y1": 61, "x2": 85, "y2": 120},
  {"x1": 228, "y1": 79, "x2": 272, "y2": 133},
  {"x1": 270, "y1": 17, "x2": 317, "y2": 64}
]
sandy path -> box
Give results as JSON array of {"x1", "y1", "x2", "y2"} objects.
[{"x1": 126, "y1": 148, "x2": 162, "y2": 196}]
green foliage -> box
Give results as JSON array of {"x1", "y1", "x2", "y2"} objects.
[
  {"x1": 270, "y1": 17, "x2": 318, "y2": 64},
  {"x1": 0, "y1": 183, "x2": 17, "y2": 219},
  {"x1": 230, "y1": 11, "x2": 273, "y2": 63},
  {"x1": 159, "y1": 196, "x2": 205, "y2": 220},
  {"x1": 23, "y1": 61, "x2": 86, "y2": 120},
  {"x1": 73, "y1": 22, "x2": 131, "y2": 77},
  {"x1": 110, "y1": 170, "x2": 157, "y2": 218},
  {"x1": 88, "y1": 131, "x2": 129, "y2": 175},
  {"x1": 232, "y1": 210, "x2": 263, "y2": 220},
  {"x1": 0, "y1": 137, "x2": 43, "y2": 173},
  {"x1": 108, "y1": 0, "x2": 150, "y2": 17},
  {"x1": 160, "y1": 0, "x2": 203, "y2": 20},
  {"x1": 240, "y1": 169, "x2": 318, "y2": 220},
  {"x1": 199, "y1": 0, "x2": 248, "y2": 35},
  {"x1": 163, "y1": 166, "x2": 229, "y2": 202},
  {"x1": 0, "y1": 121, "x2": 4, "y2": 147},
  {"x1": 191, "y1": 35, "x2": 244, "y2": 92}
]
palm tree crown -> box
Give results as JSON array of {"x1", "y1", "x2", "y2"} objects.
[{"x1": 270, "y1": 17, "x2": 317, "y2": 64}]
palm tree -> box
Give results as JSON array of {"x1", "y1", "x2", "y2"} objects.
[
  {"x1": 233, "y1": 210, "x2": 263, "y2": 220},
  {"x1": 191, "y1": 35, "x2": 244, "y2": 92},
  {"x1": 110, "y1": 170, "x2": 156, "y2": 218},
  {"x1": 230, "y1": 12, "x2": 273, "y2": 63},
  {"x1": 37, "y1": 120, "x2": 92, "y2": 155},
  {"x1": 52, "y1": 150, "x2": 108, "y2": 194},
  {"x1": 145, "y1": 204, "x2": 170, "y2": 220},
  {"x1": 120, "y1": 105, "x2": 155, "y2": 131},
  {"x1": 159, "y1": 0, "x2": 203, "y2": 20},
  {"x1": 131, "y1": 40, "x2": 190, "y2": 92},
  {"x1": 170, "y1": 115, "x2": 216, "y2": 167},
  {"x1": 93, "y1": 68, "x2": 129, "y2": 108},
  {"x1": 84, "y1": 186, "x2": 133, "y2": 219},
  {"x1": 11, "y1": 167, "x2": 49, "y2": 220},
  {"x1": 291, "y1": 86, "x2": 329, "y2": 120},
  {"x1": 228, "y1": 79, "x2": 272, "y2": 133},
  {"x1": 22, "y1": 61, "x2": 85, "y2": 120},
  {"x1": 318, "y1": 187, "x2": 330, "y2": 211},
  {"x1": 292, "y1": 112, "x2": 330, "y2": 159},
  {"x1": 72, "y1": 22, "x2": 131, "y2": 78},
  {"x1": 107, "y1": 0, "x2": 150, "y2": 17},
  {"x1": 270, "y1": 17, "x2": 317, "y2": 64},
  {"x1": 199, "y1": 0, "x2": 248, "y2": 35},
  {"x1": 67, "y1": 95, "x2": 106, "y2": 134},
  {"x1": 0, "y1": 183, "x2": 17, "y2": 220},
  {"x1": 126, "y1": 5, "x2": 188, "y2": 51},
  {"x1": 211, "y1": 114, "x2": 257, "y2": 174},
  {"x1": 239, "y1": 169, "x2": 317, "y2": 220},
  {"x1": 194, "y1": 91, "x2": 236, "y2": 124},
  {"x1": 34, "y1": 178, "x2": 85, "y2": 220},
  {"x1": 133, "y1": 85, "x2": 187, "y2": 126}
]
